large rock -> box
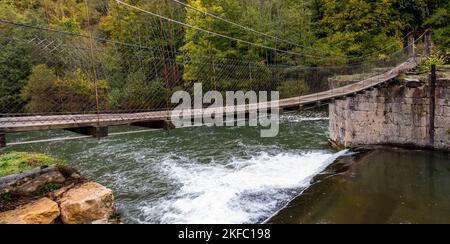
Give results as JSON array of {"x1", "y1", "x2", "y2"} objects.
[
  {"x1": 0, "y1": 198, "x2": 60, "y2": 224},
  {"x1": 0, "y1": 166, "x2": 62, "y2": 195},
  {"x1": 15, "y1": 170, "x2": 66, "y2": 196},
  {"x1": 59, "y1": 182, "x2": 115, "y2": 224}
]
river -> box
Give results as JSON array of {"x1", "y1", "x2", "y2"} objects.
[
  {"x1": 3, "y1": 110, "x2": 450, "y2": 224},
  {"x1": 269, "y1": 147, "x2": 450, "y2": 224},
  {"x1": 4, "y1": 110, "x2": 339, "y2": 224}
]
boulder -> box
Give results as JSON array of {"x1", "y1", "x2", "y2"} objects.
[
  {"x1": 15, "y1": 170, "x2": 66, "y2": 196},
  {"x1": 59, "y1": 182, "x2": 115, "y2": 224},
  {"x1": 0, "y1": 198, "x2": 60, "y2": 224},
  {"x1": 0, "y1": 166, "x2": 60, "y2": 195},
  {"x1": 50, "y1": 183, "x2": 75, "y2": 200}
]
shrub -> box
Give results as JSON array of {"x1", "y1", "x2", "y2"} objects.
[
  {"x1": 21, "y1": 65, "x2": 59, "y2": 113},
  {"x1": 57, "y1": 69, "x2": 108, "y2": 112},
  {"x1": 277, "y1": 80, "x2": 309, "y2": 99},
  {"x1": 418, "y1": 51, "x2": 446, "y2": 71},
  {"x1": 54, "y1": 17, "x2": 81, "y2": 33},
  {"x1": 21, "y1": 65, "x2": 108, "y2": 113},
  {"x1": 0, "y1": 193, "x2": 13, "y2": 202},
  {"x1": 108, "y1": 71, "x2": 169, "y2": 110},
  {"x1": 40, "y1": 183, "x2": 62, "y2": 194}
]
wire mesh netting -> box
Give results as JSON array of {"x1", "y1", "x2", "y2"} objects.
[{"x1": 0, "y1": 0, "x2": 430, "y2": 128}]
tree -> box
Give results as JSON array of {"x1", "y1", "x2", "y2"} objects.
[
  {"x1": 108, "y1": 71, "x2": 169, "y2": 110},
  {"x1": 180, "y1": 0, "x2": 316, "y2": 91},
  {"x1": 22, "y1": 65, "x2": 108, "y2": 113},
  {"x1": 58, "y1": 69, "x2": 108, "y2": 112},
  {"x1": 277, "y1": 79, "x2": 309, "y2": 99},
  {"x1": 0, "y1": 44, "x2": 33, "y2": 113},
  {"x1": 317, "y1": 0, "x2": 405, "y2": 58},
  {"x1": 100, "y1": 0, "x2": 184, "y2": 101},
  {"x1": 423, "y1": 1, "x2": 450, "y2": 52},
  {"x1": 395, "y1": 0, "x2": 447, "y2": 31},
  {"x1": 0, "y1": 1, "x2": 42, "y2": 113},
  {"x1": 21, "y1": 65, "x2": 59, "y2": 113}
]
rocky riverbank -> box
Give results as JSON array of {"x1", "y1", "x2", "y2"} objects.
[{"x1": 0, "y1": 152, "x2": 119, "y2": 224}]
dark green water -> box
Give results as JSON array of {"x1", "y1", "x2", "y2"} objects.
[
  {"x1": 269, "y1": 148, "x2": 450, "y2": 224},
  {"x1": 3, "y1": 111, "x2": 338, "y2": 224}
]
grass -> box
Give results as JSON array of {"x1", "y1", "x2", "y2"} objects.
[
  {"x1": 0, "y1": 193, "x2": 13, "y2": 203},
  {"x1": 0, "y1": 152, "x2": 66, "y2": 178},
  {"x1": 398, "y1": 68, "x2": 450, "y2": 81},
  {"x1": 40, "y1": 183, "x2": 62, "y2": 194}
]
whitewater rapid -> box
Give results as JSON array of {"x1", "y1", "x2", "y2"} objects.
[{"x1": 139, "y1": 150, "x2": 348, "y2": 224}]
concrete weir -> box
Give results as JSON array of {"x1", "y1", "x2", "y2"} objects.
[{"x1": 329, "y1": 73, "x2": 450, "y2": 151}]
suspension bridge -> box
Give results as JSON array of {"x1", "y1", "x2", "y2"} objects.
[
  {"x1": 0, "y1": 1, "x2": 432, "y2": 147},
  {"x1": 0, "y1": 57, "x2": 419, "y2": 133}
]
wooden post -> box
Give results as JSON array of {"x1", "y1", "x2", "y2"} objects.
[
  {"x1": 424, "y1": 29, "x2": 433, "y2": 56},
  {"x1": 407, "y1": 32, "x2": 415, "y2": 57},
  {"x1": 0, "y1": 134, "x2": 6, "y2": 148},
  {"x1": 429, "y1": 65, "x2": 436, "y2": 147}
]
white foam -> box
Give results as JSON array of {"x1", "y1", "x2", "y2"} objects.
[
  {"x1": 141, "y1": 150, "x2": 348, "y2": 224},
  {"x1": 281, "y1": 113, "x2": 329, "y2": 123}
]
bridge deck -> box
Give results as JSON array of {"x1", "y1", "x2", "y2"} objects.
[{"x1": 0, "y1": 58, "x2": 417, "y2": 133}]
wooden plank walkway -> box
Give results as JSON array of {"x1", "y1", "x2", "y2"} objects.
[{"x1": 0, "y1": 58, "x2": 417, "y2": 134}]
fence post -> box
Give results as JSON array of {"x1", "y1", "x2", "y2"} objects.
[
  {"x1": 407, "y1": 31, "x2": 415, "y2": 57},
  {"x1": 424, "y1": 29, "x2": 433, "y2": 56},
  {"x1": 428, "y1": 64, "x2": 436, "y2": 147}
]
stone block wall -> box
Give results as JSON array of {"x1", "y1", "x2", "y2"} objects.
[{"x1": 329, "y1": 79, "x2": 450, "y2": 150}]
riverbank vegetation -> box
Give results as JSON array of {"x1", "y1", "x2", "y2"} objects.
[
  {"x1": 418, "y1": 51, "x2": 447, "y2": 71},
  {"x1": 0, "y1": 0, "x2": 448, "y2": 113},
  {"x1": 0, "y1": 152, "x2": 66, "y2": 178}
]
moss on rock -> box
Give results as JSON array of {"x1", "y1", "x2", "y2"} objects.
[
  {"x1": 0, "y1": 193, "x2": 13, "y2": 203},
  {"x1": 0, "y1": 152, "x2": 66, "y2": 178}
]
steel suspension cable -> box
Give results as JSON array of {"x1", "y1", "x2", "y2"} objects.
[
  {"x1": 115, "y1": 0, "x2": 329, "y2": 60},
  {"x1": 169, "y1": 0, "x2": 412, "y2": 61}
]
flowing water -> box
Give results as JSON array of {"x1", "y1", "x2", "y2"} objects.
[
  {"x1": 3, "y1": 111, "x2": 339, "y2": 224},
  {"x1": 269, "y1": 148, "x2": 450, "y2": 224}
]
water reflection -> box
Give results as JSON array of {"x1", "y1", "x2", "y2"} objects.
[{"x1": 269, "y1": 148, "x2": 450, "y2": 224}]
